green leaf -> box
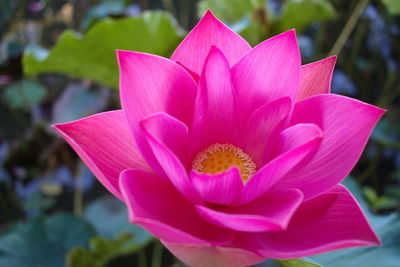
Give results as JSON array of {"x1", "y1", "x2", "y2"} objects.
[
  {"x1": 362, "y1": 186, "x2": 398, "y2": 211},
  {"x1": 276, "y1": 0, "x2": 336, "y2": 32},
  {"x1": 66, "y1": 233, "x2": 138, "y2": 267},
  {"x1": 0, "y1": 214, "x2": 95, "y2": 267},
  {"x1": 277, "y1": 258, "x2": 323, "y2": 267},
  {"x1": 2, "y1": 80, "x2": 46, "y2": 110},
  {"x1": 363, "y1": 186, "x2": 379, "y2": 204},
  {"x1": 197, "y1": 0, "x2": 253, "y2": 23},
  {"x1": 381, "y1": 0, "x2": 400, "y2": 15},
  {"x1": 258, "y1": 258, "x2": 323, "y2": 267},
  {"x1": 66, "y1": 196, "x2": 153, "y2": 267},
  {"x1": 23, "y1": 11, "x2": 183, "y2": 89}
]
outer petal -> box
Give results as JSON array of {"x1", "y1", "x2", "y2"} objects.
[
  {"x1": 195, "y1": 189, "x2": 303, "y2": 232},
  {"x1": 276, "y1": 94, "x2": 385, "y2": 200},
  {"x1": 237, "y1": 124, "x2": 323, "y2": 205},
  {"x1": 141, "y1": 114, "x2": 201, "y2": 203},
  {"x1": 119, "y1": 169, "x2": 234, "y2": 245},
  {"x1": 162, "y1": 241, "x2": 265, "y2": 267},
  {"x1": 296, "y1": 56, "x2": 336, "y2": 102},
  {"x1": 53, "y1": 110, "x2": 149, "y2": 200},
  {"x1": 232, "y1": 185, "x2": 380, "y2": 259},
  {"x1": 118, "y1": 50, "x2": 197, "y2": 174},
  {"x1": 190, "y1": 167, "x2": 243, "y2": 206},
  {"x1": 238, "y1": 97, "x2": 291, "y2": 166},
  {"x1": 171, "y1": 10, "x2": 251, "y2": 75},
  {"x1": 231, "y1": 30, "x2": 301, "y2": 123},
  {"x1": 190, "y1": 46, "x2": 238, "y2": 153}
]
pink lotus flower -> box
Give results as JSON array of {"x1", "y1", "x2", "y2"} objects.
[{"x1": 54, "y1": 11, "x2": 383, "y2": 267}]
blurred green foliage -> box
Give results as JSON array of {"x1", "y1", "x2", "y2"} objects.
[
  {"x1": 1, "y1": 0, "x2": 400, "y2": 266},
  {"x1": 275, "y1": 258, "x2": 322, "y2": 267},
  {"x1": 23, "y1": 11, "x2": 183, "y2": 89},
  {"x1": 277, "y1": 0, "x2": 336, "y2": 32},
  {"x1": 198, "y1": 0, "x2": 336, "y2": 45},
  {"x1": 0, "y1": 214, "x2": 95, "y2": 267},
  {"x1": 67, "y1": 196, "x2": 153, "y2": 267},
  {"x1": 382, "y1": 0, "x2": 400, "y2": 15},
  {"x1": 67, "y1": 234, "x2": 139, "y2": 267},
  {"x1": 3, "y1": 80, "x2": 46, "y2": 110}
]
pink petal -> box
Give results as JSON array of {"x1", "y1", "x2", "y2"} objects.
[
  {"x1": 296, "y1": 56, "x2": 336, "y2": 102},
  {"x1": 237, "y1": 124, "x2": 323, "y2": 205},
  {"x1": 190, "y1": 167, "x2": 244, "y2": 206},
  {"x1": 277, "y1": 123, "x2": 324, "y2": 154},
  {"x1": 162, "y1": 241, "x2": 265, "y2": 267},
  {"x1": 232, "y1": 185, "x2": 380, "y2": 259},
  {"x1": 117, "y1": 50, "x2": 197, "y2": 174},
  {"x1": 275, "y1": 94, "x2": 385, "y2": 200},
  {"x1": 239, "y1": 97, "x2": 291, "y2": 166},
  {"x1": 190, "y1": 46, "x2": 238, "y2": 153},
  {"x1": 119, "y1": 169, "x2": 234, "y2": 245},
  {"x1": 177, "y1": 62, "x2": 200, "y2": 83},
  {"x1": 171, "y1": 10, "x2": 251, "y2": 76},
  {"x1": 52, "y1": 110, "x2": 149, "y2": 200},
  {"x1": 231, "y1": 30, "x2": 301, "y2": 123},
  {"x1": 141, "y1": 112, "x2": 190, "y2": 168},
  {"x1": 141, "y1": 115, "x2": 201, "y2": 204},
  {"x1": 195, "y1": 189, "x2": 303, "y2": 232}
]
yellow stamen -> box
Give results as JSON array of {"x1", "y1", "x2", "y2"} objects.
[{"x1": 192, "y1": 143, "x2": 256, "y2": 182}]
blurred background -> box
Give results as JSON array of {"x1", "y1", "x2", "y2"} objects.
[{"x1": 0, "y1": 0, "x2": 399, "y2": 266}]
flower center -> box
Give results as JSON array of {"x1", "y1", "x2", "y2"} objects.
[{"x1": 192, "y1": 143, "x2": 256, "y2": 182}]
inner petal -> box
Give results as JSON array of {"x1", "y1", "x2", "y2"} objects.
[{"x1": 192, "y1": 143, "x2": 256, "y2": 182}]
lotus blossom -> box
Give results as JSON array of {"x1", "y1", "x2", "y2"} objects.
[{"x1": 54, "y1": 11, "x2": 383, "y2": 267}]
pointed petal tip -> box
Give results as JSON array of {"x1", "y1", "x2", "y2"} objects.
[
  {"x1": 209, "y1": 44, "x2": 222, "y2": 53},
  {"x1": 115, "y1": 49, "x2": 130, "y2": 59},
  {"x1": 116, "y1": 49, "x2": 134, "y2": 64},
  {"x1": 115, "y1": 49, "x2": 123, "y2": 55},
  {"x1": 329, "y1": 55, "x2": 337, "y2": 61},
  {"x1": 171, "y1": 8, "x2": 250, "y2": 74},
  {"x1": 51, "y1": 116, "x2": 84, "y2": 133},
  {"x1": 52, "y1": 123, "x2": 68, "y2": 138},
  {"x1": 277, "y1": 96, "x2": 293, "y2": 107},
  {"x1": 204, "y1": 45, "x2": 229, "y2": 67},
  {"x1": 356, "y1": 98, "x2": 387, "y2": 117},
  {"x1": 256, "y1": 29, "x2": 297, "y2": 46},
  {"x1": 204, "y1": 9, "x2": 215, "y2": 17},
  {"x1": 337, "y1": 184, "x2": 383, "y2": 247},
  {"x1": 201, "y1": 9, "x2": 221, "y2": 24},
  {"x1": 370, "y1": 235, "x2": 382, "y2": 246},
  {"x1": 51, "y1": 123, "x2": 59, "y2": 130},
  {"x1": 322, "y1": 55, "x2": 337, "y2": 65},
  {"x1": 52, "y1": 111, "x2": 122, "y2": 131},
  {"x1": 314, "y1": 93, "x2": 386, "y2": 118},
  {"x1": 50, "y1": 110, "x2": 149, "y2": 201},
  {"x1": 282, "y1": 29, "x2": 297, "y2": 38}
]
